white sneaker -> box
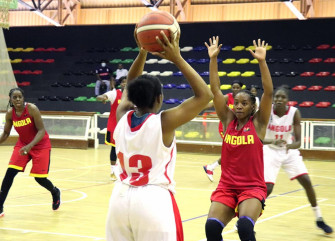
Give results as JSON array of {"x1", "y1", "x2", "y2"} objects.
[{"x1": 203, "y1": 165, "x2": 214, "y2": 182}]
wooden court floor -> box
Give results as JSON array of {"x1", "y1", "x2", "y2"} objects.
[{"x1": 0, "y1": 145, "x2": 334, "y2": 241}]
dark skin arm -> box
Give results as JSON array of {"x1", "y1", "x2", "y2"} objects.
[
  {"x1": 19, "y1": 104, "x2": 47, "y2": 155},
  {"x1": 205, "y1": 36, "x2": 235, "y2": 130},
  {"x1": 286, "y1": 109, "x2": 302, "y2": 151},
  {"x1": 0, "y1": 110, "x2": 13, "y2": 144}
]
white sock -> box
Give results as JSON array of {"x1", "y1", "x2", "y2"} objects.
[
  {"x1": 111, "y1": 165, "x2": 114, "y2": 174},
  {"x1": 312, "y1": 206, "x2": 323, "y2": 221},
  {"x1": 208, "y1": 160, "x2": 219, "y2": 171}
]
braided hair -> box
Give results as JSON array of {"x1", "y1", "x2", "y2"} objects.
[
  {"x1": 8, "y1": 87, "x2": 24, "y2": 109},
  {"x1": 127, "y1": 74, "x2": 162, "y2": 109},
  {"x1": 236, "y1": 89, "x2": 257, "y2": 116}
]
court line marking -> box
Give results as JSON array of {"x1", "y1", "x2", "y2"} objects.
[
  {"x1": 0, "y1": 227, "x2": 104, "y2": 240},
  {"x1": 6, "y1": 190, "x2": 87, "y2": 207},
  {"x1": 309, "y1": 174, "x2": 335, "y2": 180},
  {"x1": 197, "y1": 198, "x2": 328, "y2": 241}
]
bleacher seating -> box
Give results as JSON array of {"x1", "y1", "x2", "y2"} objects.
[{"x1": 5, "y1": 19, "x2": 335, "y2": 118}]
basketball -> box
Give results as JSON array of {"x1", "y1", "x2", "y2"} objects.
[{"x1": 136, "y1": 10, "x2": 180, "y2": 52}]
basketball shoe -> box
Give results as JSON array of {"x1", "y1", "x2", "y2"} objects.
[
  {"x1": 0, "y1": 206, "x2": 4, "y2": 217},
  {"x1": 52, "y1": 187, "x2": 61, "y2": 211},
  {"x1": 110, "y1": 165, "x2": 117, "y2": 181},
  {"x1": 317, "y1": 219, "x2": 333, "y2": 234},
  {"x1": 203, "y1": 165, "x2": 214, "y2": 182}
]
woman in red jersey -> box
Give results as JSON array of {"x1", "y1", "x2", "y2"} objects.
[
  {"x1": 0, "y1": 88, "x2": 60, "y2": 217},
  {"x1": 204, "y1": 37, "x2": 273, "y2": 241}
]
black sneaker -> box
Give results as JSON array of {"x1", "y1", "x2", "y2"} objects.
[
  {"x1": 0, "y1": 206, "x2": 4, "y2": 217},
  {"x1": 317, "y1": 220, "x2": 333, "y2": 234},
  {"x1": 52, "y1": 187, "x2": 61, "y2": 211}
]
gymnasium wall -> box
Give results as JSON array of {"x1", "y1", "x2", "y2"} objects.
[
  {"x1": 8, "y1": 0, "x2": 335, "y2": 26},
  {"x1": 4, "y1": 18, "x2": 335, "y2": 119}
]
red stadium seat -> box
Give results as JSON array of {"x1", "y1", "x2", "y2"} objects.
[
  {"x1": 308, "y1": 85, "x2": 323, "y2": 91},
  {"x1": 32, "y1": 70, "x2": 43, "y2": 75},
  {"x1": 332, "y1": 73, "x2": 335, "y2": 77},
  {"x1": 324, "y1": 86, "x2": 335, "y2": 91},
  {"x1": 34, "y1": 47, "x2": 48, "y2": 52},
  {"x1": 54, "y1": 47, "x2": 66, "y2": 52},
  {"x1": 332, "y1": 45, "x2": 335, "y2": 50},
  {"x1": 324, "y1": 58, "x2": 335, "y2": 63},
  {"x1": 292, "y1": 85, "x2": 307, "y2": 91},
  {"x1": 287, "y1": 101, "x2": 298, "y2": 106},
  {"x1": 45, "y1": 59, "x2": 55, "y2": 63},
  {"x1": 300, "y1": 72, "x2": 314, "y2": 77},
  {"x1": 299, "y1": 101, "x2": 314, "y2": 107},
  {"x1": 316, "y1": 71, "x2": 330, "y2": 77},
  {"x1": 315, "y1": 102, "x2": 331, "y2": 108},
  {"x1": 21, "y1": 70, "x2": 34, "y2": 75},
  {"x1": 21, "y1": 59, "x2": 34, "y2": 63},
  {"x1": 316, "y1": 44, "x2": 330, "y2": 50},
  {"x1": 13, "y1": 70, "x2": 21, "y2": 74},
  {"x1": 34, "y1": 59, "x2": 44, "y2": 63},
  {"x1": 46, "y1": 47, "x2": 57, "y2": 52},
  {"x1": 308, "y1": 58, "x2": 323, "y2": 63},
  {"x1": 17, "y1": 81, "x2": 31, "y2": 86}
]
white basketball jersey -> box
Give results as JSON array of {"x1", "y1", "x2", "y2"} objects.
[
  {"x1": 265, "y1": 105, "x2": 297, "y2": 148},
  {"x1": 113, "y1": 110, "x2": 177, "y2": 192}
]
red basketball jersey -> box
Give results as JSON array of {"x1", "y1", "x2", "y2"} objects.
[
  {"x1": 218, "y1": 92, "x2": 235, "y2": 135},
  {"x1": 218, "y1": 117, "x2": 266, "y2": 191},
  {"x1": 107, "y1": 89, "x2": 123, "y2": 132},
  {"x1": 12, "y1": 104, "x2": 51, "y2": 150}
]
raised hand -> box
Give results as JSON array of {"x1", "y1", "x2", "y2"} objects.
[
  {"x1": 249, "y1": 39, "x2": 268, "y2": 61},
  {"x1": 152, "y1": 30, "x2": 181, "y2": 63},
  {"x1": 205, "y1": 36, "x2": 222, "y2": 59}
]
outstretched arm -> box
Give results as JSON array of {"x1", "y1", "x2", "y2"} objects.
[
  {"x1": 251, "y1": 39, "x2": 273, "y2": 140},
  {"x1": 116, "y1": 28, "x2": 148, "y2": 121},
  {"x1": 153, "y1": 31, "x2": 212, "y2": 144},
  {"x1": 205, "y1": 36, "x2": 234, "y2": 128}
]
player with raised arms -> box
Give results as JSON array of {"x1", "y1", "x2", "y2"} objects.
[{"x1": 105, "y1": 27, "x2": 213, "y2": 240}]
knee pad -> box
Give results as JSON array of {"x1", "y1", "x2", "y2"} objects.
[
  {"x1": 205, "y1": 218, "x2": 224, "y2": 241},
  {"x1": 237, "y1": 216, "x2": 256, "y2": 241}
]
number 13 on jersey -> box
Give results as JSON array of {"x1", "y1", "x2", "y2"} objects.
[{"x1": 117, "y1": 152, "x2": 153, "y2": 186}]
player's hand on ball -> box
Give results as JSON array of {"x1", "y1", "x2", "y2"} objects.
[
  {"x1": 152, "y1": 30, "x2": 181, "y2": 63},
  {"x1": 249, "y1": 39, "x2": 268, "y2": 61},
  {"x1": 134, "y1": 25, "x2": 147, "y2": 53},
  {"x1": 205, "y1": 36, "x2": 222, "y2": 59}
]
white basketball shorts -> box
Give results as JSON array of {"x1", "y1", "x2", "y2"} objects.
[
  {"x1": 106, "y1": 181, "x2": 183, "y2": 241},
  {"x1": 263, "y1": 145, "x2": 308, "y2": 184}
]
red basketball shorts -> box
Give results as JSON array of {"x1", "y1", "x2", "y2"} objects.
[{"x1": 9, "y1": 147, "x2": 51, "y2": 177}]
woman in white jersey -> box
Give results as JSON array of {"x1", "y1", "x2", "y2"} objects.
[
  {"x1": 264, "y1": 86, "x2": 332, "y2": 234},
  {"x1": 105, "y1": 29, "x2": 213, "y2": 241}
]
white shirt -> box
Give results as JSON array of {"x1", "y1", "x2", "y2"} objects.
[
  {"x1": 115, "y1": 69, "x2": 128, "y2": 80},
  {"x1": 265, "y1": 105, "x2": 297, "y2": 149},
  {"x1": 114, "y1": 111, "x2": 177, "y2": 192}
]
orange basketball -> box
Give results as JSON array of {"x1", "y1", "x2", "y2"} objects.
[{"x1": 136, "y1": 10, "x2": 180, "y2": 53}]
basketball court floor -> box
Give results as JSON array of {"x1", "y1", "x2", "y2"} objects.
[{"x1": 0, "y1": 145, "x2": 334, "y2": 241}]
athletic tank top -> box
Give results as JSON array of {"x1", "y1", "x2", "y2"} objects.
[
  {"x1": 219, "y1": 117, "x2": 266, "y2": 190},
  {"x1": 12, "y1": 103, "x2": 51, "y2": 149},
  {"x1": 106, "y1": 89, "x2": 123, "y2": 132},
  {"x1": 265, "y1": 105, "x2": 297, "y2": 149},
  {"x1": 113, "y1": 110, "x2": 177, "y2": 192}
]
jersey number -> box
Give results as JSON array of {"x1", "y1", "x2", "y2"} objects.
[
  {"x1": 117, "y1": 152, "x2": 152, "y2": 186},
  {"x1": 275, "y1": 134, "x2": 283, "y2": 140}
]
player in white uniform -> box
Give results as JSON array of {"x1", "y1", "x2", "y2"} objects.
[
  {"x1": 105, "y1": 29, "x2": 213, "y2": 241},
  {"x1": 264, "y1": 86, "x2": 333, "y2": 234}
]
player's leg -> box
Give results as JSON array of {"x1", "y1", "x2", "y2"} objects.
[
  {"x1": 284, "y1": 150, "x2": 333, "y2": 234},
  {"x1": 130, "y1": 185, "x2": 183, "y2": 241},
  {"x1": 206, "y1": 189, "x2": 236, "y2": 241},
  {"x1": 237, "y1": 189, "x2": 266, "y2": 241},
  {"x1": 104, "y1": 80, "x2": 111, "y2": 91},
  {"x1": 30, "y1": 148, "x2": 61, "y2": 210},
  {"x1": 105, "y1": 130, "x2": 117, "y2": 180},
  {"x1": 106, "y1": 182, "x2": 134, "y2": 241},
  {"x1": 263, "y1": 145, "x2": 282, "y2": 197},
  {"x1": 0, "y1": 147, "x2": 29, "y2": 216},
  {"x1": 95, "y1": 80, "x2": 101, "y2": 96},
  {"x1": 203, "y1": 158, "x2": 220, "y2": 182}
]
